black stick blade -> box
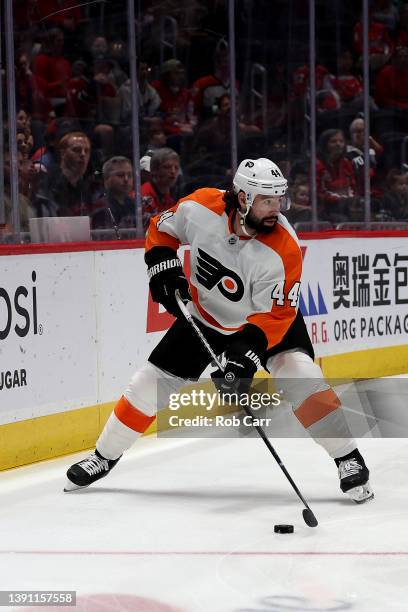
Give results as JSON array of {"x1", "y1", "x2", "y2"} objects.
[{"x1": 302, "y1": 508, "x2": 318, "y2": 527}]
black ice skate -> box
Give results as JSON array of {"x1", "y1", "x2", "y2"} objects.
[
  {"x1": 64, "y1": 449, "x2": 121, "y2": 491},
  {"x1": 335, "y1": 449, "x2": 374, "y2": 504}
]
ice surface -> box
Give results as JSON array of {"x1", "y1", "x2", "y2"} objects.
[{"x1": 0, "y1": 418, "x2": 407, "y2": 611}]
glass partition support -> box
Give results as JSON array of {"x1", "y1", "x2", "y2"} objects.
[
  {"x1": 0, "y1": 5, "x2": 5, "y2": 226},
  {"x1": 228, "y1": 0, "x2": 238, "y2": 174},
  {"x1": 308, "y1": 0, "x2": 318, "y2": 231},
  {"x1": 362, "y1": 0, "x2": 371, "y2": 226},
  {"x1": 127, "y1": 0, "x2": 143, "y2": 238},
  {"x1": 4, "y1": 0, "x2": 20, "y2": 240}
]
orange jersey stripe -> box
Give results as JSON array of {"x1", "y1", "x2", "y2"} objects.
[
  {"x1": 177, "y1": 188, "x2": 226, "y2": 215},
  {"x1": 145, "y1": 203, "x2": 180, "y2": 253},
  {"x1": 294, "y1": 389, "x2": 341, "y2": 428},
  {"x1": 114, "y1": 395, "x2": 156, "y2": 433}
]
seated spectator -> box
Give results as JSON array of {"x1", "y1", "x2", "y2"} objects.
[
  {"x1": 3, "y1": 149, "x2": 35, "y2": 232},
  {"x1": 291, "y1": 50, "x2": 338, "y2": 113},
  {"x1": 316, "y1": 129, "x2": 359, "y2": 223},
  {"x1": 395, "y1": 3, "x2": 408, "y2": 47},
  {"x1": 378, "y1": 168, "x2": 408, "y2": 219},
  {"x1": 15, "y1": 50, "x2": 53, "y2": 122},
  {"x1": 141, "y1": 147, "x2": 180, "y2": 231},
  {"x1": 374, "y1": 45, "x2": 408, "y2": 110},
  {"x1": 92, "y1": 124, "x2": 115, "y2": 166},
  {"x1": 91, "y1": 156, "x2": 136, "y2": 230},
  {"x1": 353, "y1": 6, "x2": 394, "y2": 70},
  {"x1": 285, "y1": 181, "x2": 311, "y2": 225},
  {"x1": 17, "y1": 129, "x2": 32, "y2": 159},
  {"x1": 32, "y1": 28, "x2": 72, "y2": 110},
  {"x1": 119, "y1": 61, "x2": 161, "y2": 125},
  {"x1": 34, "y1": 131, "x2": 93, "y2": 217},
  {"x1": 143, "y1": 125, "x2": 167, "y2": 153},
  {"x1": 31, "y1": 117, "x2": 81, "y2": 174},
  {"x1": 66, "y1": 59, "x2": 118, "y2": 124},
  {"x1": 192, "y1": 94, "x2": 260, "y2": 173},
  {"x1": 326, "y1": 49, "x2": 364, "y2": 109},
  {"x1": 151, "y1": 60, "x2": 195, "y2": 136},
  {"x1": 88, "y1": 35, "x2": 128, "y2": 89},
  {"x1": 346, "y1": 118, "x2": 384, "y2": 201},
  {"x1": 192, "y1": 42, "x2": 237, "y2": 120}
]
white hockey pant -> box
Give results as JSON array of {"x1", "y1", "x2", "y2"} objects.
[
  {"x1": 266, "y1": 350, "x2": 356, "y2": 459},
  {"x1": 97, "y1": 363, "x2": 186, "y2": 460}
]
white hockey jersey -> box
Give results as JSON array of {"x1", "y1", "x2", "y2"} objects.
[{"x1": 146, "y1": 188, "x2": 302, "y2": 349}]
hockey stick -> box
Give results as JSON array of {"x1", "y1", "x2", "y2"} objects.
[{"x1": 175, "y1": 291, "x2": 318, "y2": 528}]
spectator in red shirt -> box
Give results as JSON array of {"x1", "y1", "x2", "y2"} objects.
[
  {"x1": 353, "y1": 7, "x2": 394, "y2": 70},
  {"x1": 151, "y1": 60, "x2": 195, "y2": 136},
  {"x1": 32, "y1": 28, "x2": 72, "y2": 107},
  {"x1": 316, "y1": 129, "x2": 359, "y2": 223},
  {"x1": 15, "y1": 50, "x2": 53, "y2": 122},
  {"x1": 192, "y1": 42, "x2": 237, "y2": 120},
  {"x1": 374, "y1": 45, "x2": 408, "y2": 109},
  {"x1": 291, "y1": 50, "x2": 338, "y2": 113},
  {"x1": 141, "y1": 148, "x2": 180, "y2": 231},
  {"x1": 327, "y1": 49, "x2": 364, "y2": 110}
]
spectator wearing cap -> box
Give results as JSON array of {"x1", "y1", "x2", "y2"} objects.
[
  {"x1": 151, "y1": 60, "x2": 195, "y2": 136},
  {"x1": 91, "y1": 156, "x2": 136, "y2": 230},
  {"x1": 141, "y1": 147, "x2": 180, "y2": 231},
  {"x1": 35, "y1": 131, "x2": 93, "y2": 217}
]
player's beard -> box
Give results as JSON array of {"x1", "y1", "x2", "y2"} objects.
[{"x1": 245, "y1": 209, "x2": 278, "y2": 234}]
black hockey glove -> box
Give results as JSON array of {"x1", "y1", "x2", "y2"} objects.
[
  {"x1": 145, "y1": 246, "x2": 191, "y2": 317},
  {"x1": 211, "y1": 324, "x2": 268, "y2": 398}
]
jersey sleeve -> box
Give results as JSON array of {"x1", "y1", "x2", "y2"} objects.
[
  {"x1": 145, "y1": 203, "x2": 187, "y2": 253},
  {"x1": 247, "y1": 231, "x2": 302, "y2": 349}
]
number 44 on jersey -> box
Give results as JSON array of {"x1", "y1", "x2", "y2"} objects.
[{"x1": 271, "y1": 281, "x2": 301, "y2": 308}]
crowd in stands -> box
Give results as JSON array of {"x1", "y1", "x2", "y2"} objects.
[{"x1": 2, "y1": 0, "x2": 408, "y2": 239}]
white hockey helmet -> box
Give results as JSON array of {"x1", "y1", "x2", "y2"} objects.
[{"x1": 233, "y1": 158, "x2": 290, "y2": 211}]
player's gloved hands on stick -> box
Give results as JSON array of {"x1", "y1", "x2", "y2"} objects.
[
  {"x1": 146, "y1": 246, "x2": 191, "y2": 317},
  {"x1": 211, "y1": 324, "x2": 268, "y2": 398}
]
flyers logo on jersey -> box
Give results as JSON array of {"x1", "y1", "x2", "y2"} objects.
[{"x1": 196, "y1": 248, "x2": 244, "y2": 302}]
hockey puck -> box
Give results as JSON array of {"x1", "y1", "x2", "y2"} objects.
[{"x1": 274, "y1": 524, "x2": 294, "y2": 534}]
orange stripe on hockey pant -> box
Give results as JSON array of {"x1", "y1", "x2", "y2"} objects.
[
  {"x1": 294, "y1": 389, "x2": 341, "y2": 428},
  {"x1": 114, "y1": 396, "x2": 156, "y2": 433}
]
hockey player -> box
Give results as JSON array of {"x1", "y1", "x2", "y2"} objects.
[{"x1": 65, "y1": 158, "x2": 373, "y2": 503}]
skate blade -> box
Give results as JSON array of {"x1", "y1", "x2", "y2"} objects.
[
  {"x1": 63, "y1": 479, "x2": 90, "y2": 492},
  {"x1": 347, "y1": 482, "x2": 374, "y2": 504}
]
